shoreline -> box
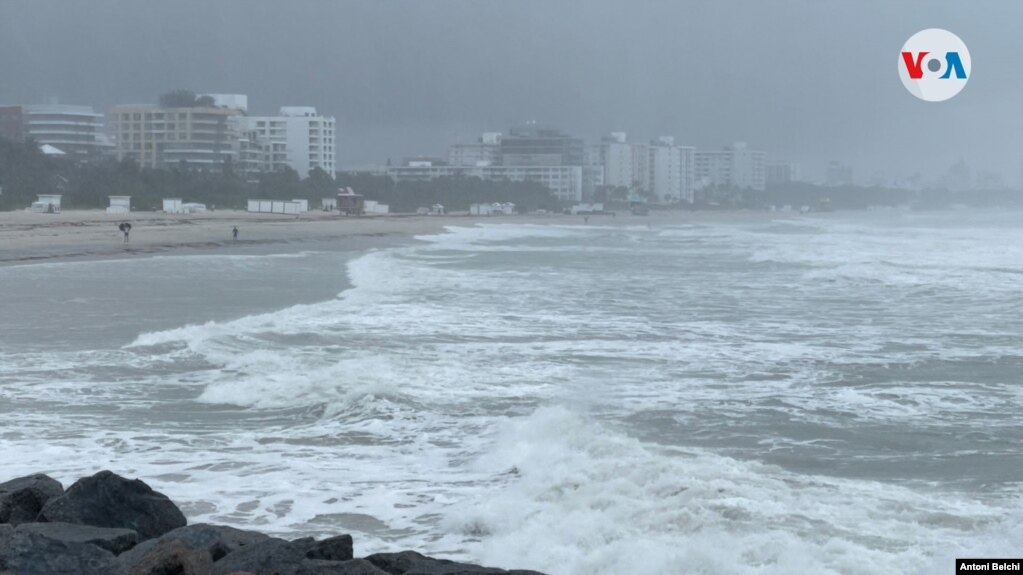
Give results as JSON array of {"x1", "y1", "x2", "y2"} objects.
[{"x1": 0, "y1": 208, "x2": 784, "y2": 266}]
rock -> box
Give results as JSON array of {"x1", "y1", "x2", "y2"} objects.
[
  {"x1": 296, "y1": 534, "x2": 354, "y2": 561},
  {"x1": 211, "y1": 538, "x2": 307, "y2": 575},
  {"x1": 297, "y1": 558, "x2": 389, "y2": 574},
  {"x1": 364, "y1": 551, "x2": 546, "y2": 575},
  {"x1": 121, "y1": 539, "x2": 214, "y2": 575},
  {"x1": 16, "y1": 521, "x2": 139, "y2": 555},
  {"x1": 0, "y1": 530, "x2": 125, "y2": 575},
  {"x1": 38, "y1": 470, "x2": 186, "y2": 540},
  {"x1": 119, "y1": 522, "x2": 277, "y2": 568},
  {"x1": 0, "y1": 473, "x2": 64, "y2": 525}
]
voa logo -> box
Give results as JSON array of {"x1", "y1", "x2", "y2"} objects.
[{"x1": 899, "y1": 28, "x2": 970, "y2": 102}]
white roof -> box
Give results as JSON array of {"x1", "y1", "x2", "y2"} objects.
[{"x1": 38, "y1": 144, "x2": 66, "y2": 155}]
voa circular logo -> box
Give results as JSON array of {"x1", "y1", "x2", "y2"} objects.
[{"x1": 899, "y1": 29, "x2": 970, "y2": 102}]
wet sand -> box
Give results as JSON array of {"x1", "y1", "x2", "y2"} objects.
[{"x1": 0, "y1": 208, "x2": 780, "y2": 264}]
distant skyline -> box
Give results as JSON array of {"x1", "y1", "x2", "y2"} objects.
[{"x1": 2, "y1": 0, "x2": 1021, "y2": 184}]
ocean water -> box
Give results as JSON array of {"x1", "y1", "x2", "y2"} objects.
[{"x1": 1, "y1": 209, "x2": 1021, "y2": 574}]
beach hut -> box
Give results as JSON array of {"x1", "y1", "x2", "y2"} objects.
[
  {"x1": 364, "y1": 200, "x2": 389, "y2": 215},
  {"x1": 291, "y1": 199, "x2": 309, "y2": 213},
  {"x1": 429, "y1": 204, "x2": 445, "y2": 215},
  {"x1": 470, "y1": 203, "x2": 494, "y2": 216},
  {"x1": 163, "y1": 198, "x2": 183, "y2": 213},
  {"x1": 107, "y1": 196, "x2": 131, "y2": 214},
  {"x1": 28, "y1": 194, "x2": 62, "y2": 213},
  {"x1": 321, "y1": 197, "x2": 337, "y2": 211}
]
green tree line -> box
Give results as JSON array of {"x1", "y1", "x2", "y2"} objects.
[
  {"x1": 334, "y1": 172, "x2": 559, "y2": 213},
  {"x1": 0, "y1": 139, "x2": 558, "y2": 212}
]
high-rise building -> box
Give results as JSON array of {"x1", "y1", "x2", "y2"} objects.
[
  {"x1": 110, "y1": 96, "x2": 336, "y2": 178},
  {"x1": 499, "y1": 124, "x2": 583, "y2": 167},
  {"x1": 767, "y1": 162, "x2": 801, "y2": 185},
  {"x1": 631, "y1": 142, "x2": 649, "y2": 191},
  {"x1": 241, "y1": 107, "x2": 336, "y2": 178},
  {"x1": 0, "y1": 106, "x2": 24, "y2": 143},
  {"x1": 599, "y1": 132, "x2": 634, "y2": 189},
  {"x1": 695, "y1": 142, "x2": 767, "y2": 191},
  {"x1": 825, "y1": 160, "x2": 854, "y2": 187},
  {"x1": 0, "y1": 104, "x2": 111, "y2": 160},
  {"x1": 441, "y1": 126, "x2": 585, "y2": 200},
  {"x1": 448, "y1": 132, "x2": 501, "y2": 166},
  {"x1": 109, "y1": 103, "x2": 243, "y2": 170},
  {"x1": 645, "y1": 137, "x2": 695, "y2": 204},
  {"x1": 384, "y1": 161, "x2": 582, "y2": 202}
]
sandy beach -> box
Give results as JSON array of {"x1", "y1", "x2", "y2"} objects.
[{"x1": 0, "y1": 208, "x2": 782, "y2": 264}]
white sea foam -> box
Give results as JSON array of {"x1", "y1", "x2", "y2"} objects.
[
  {"x1": 3, "y1": 212, "x2": 1022, "y2": 574},
  {"x1": 447, "y1": 406, "x2": 1019, "y2": 575}
]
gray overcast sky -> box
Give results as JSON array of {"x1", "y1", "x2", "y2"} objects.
[{"x1": 1, "y1": 0, "x2": 1020, "y2": 183}]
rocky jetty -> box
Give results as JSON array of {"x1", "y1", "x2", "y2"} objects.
[{"x1": 0, "y1": 471, "x2": 546, "y2": 575}]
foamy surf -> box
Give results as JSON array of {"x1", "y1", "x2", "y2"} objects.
[{"x1": 3, "y1": 211, "x2": 1021, "y2": 574}]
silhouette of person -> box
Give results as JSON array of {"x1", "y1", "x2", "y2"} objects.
[
  {"x1": 232, "y1": 226, "x2": 239, "y2": 240},
  {"x1": 118, "y1": 222, "x2": 131, "y2": 243}
]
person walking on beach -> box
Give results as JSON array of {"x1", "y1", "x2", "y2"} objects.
[
  {"x1": 118, "y1": 222, "x2": 132, "y2": 243},
  {"x1": 232, "y1": 226, "x2": 239, "y2": 240}
]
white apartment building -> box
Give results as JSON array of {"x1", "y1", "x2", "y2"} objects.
[
  {"x1": 593, "y1": 132, "x2": 696, "y2": 203},
  {"x1": 21, "y1": 104, "x2": 111, "y2": 159},
  {"x1": 646, "y1": 137, "x2": 695, "y2": 204},
  {"x1": 385, "y1": 163, "x2": 582, "y2": 202},
  {"x1": 242, "y1": 107, "x2": 336, "y2": 178},
  {"x1": 695, "y1": 142, "x2": 767, "y2": 191},
  {"x1": 599, "y1": 132, "x2": 634, "y2": 189}
]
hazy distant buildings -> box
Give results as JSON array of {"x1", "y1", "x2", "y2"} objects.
[
  {"x1": 825, "y1": 161, "x2": 854, "y2": 187},
  {"x1": 419, "y1": 125, "x2": 585, "y2": 201},
  {"x1": 240, "y1": 107, "x2": 336, "y2": 178},
  {"x1": 109, "y1": 103, "x2": 243, "y2": 170},
  {"x1": 695, "y1": 142, "x2": 766, "y2": 191},
  {"x1": 0, "y1": 106, "x2": 24, "y2": 143},
  {"x1": 499, "y1": 124, "x2": 583, "y2": 166},
  {"x1": 944, "y1": 157, "x2": 971, "y2": 191},
  {"x1": 385, "y1": 161, "x2": 583, "y2": 202},
  {"x1": 598, "y1": 132, "x2": 634, "y2": 189},
  {"x1": 766, "y1": 161, "x2": 801, "y2": 185},
  {"x1": 593, "y1": 132, "x2": 695, "y2": 203},
  {"x1": 644, "y1": 137, "x2": 695, "y2": 203},
  {"x1": 0, "y1": 103, "x2": 110, "y2": 160},
  {"x1": 448, "y1": 132, "x2": 501, "y2": 166},
  {"x1": 109, "y1": 95, "x2": 335, "y2": 178},
  {"x1": 975, "y1": 171, "x2": 1004, "y2": 190}
]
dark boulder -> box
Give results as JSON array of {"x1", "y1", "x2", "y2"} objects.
[
  {"x1": 120, "y1": 539, "x2": 214, "y2": 575},
  {"x1": 297, "y1": 558, "x2": 390, "y2": 574},
  {"x1": 0, "y1": 473, "x2": 64, "y2": 525},
  {"x1": 119, "y1": 522, "x2": 277, "y2": 568},
  {"x1": 38, "y1": 470, "x2": 186, "y2": 540},
  {"x1": 211, "y1": 537, "x2": 307, "y2": 574},
  {"x1": 0, "y1": 530, "x2": 125, "y2": 575},
  {"x1": 295, "y1": 534, "x2": 354, "y2": 561},
  {"x1": 364, "y1": 551, "x2": 546, "y2": 575},
  {"x1": 16, "y1": 521, "x2": 139, "y2": 555}
]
